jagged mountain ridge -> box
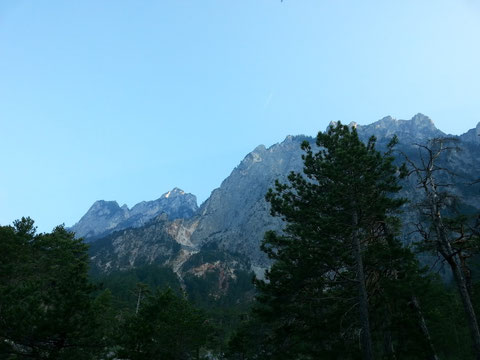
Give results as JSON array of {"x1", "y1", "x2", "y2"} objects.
[
  {"x1": 83, "y1": 114, "x2": 480, "y2": 282},
  {"x1": 70, "y1": 187, "x2": 198, "y2": 241},
  {"x1": 352, "y1": 113, "x2": 446, "y2": 142},
  {"x1": 190, "y1": 114, "x2": 480, "y2": 270}
]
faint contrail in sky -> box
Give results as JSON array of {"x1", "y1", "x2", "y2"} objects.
[{"x1": 263, "y1": 92, "x2": 274, "y2": 109}]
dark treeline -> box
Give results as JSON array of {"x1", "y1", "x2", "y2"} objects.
[
  {"x1": 0, "y1": 218, "x2": 218, "y2": 359},
  {"x1": 1, "y1": 123, "x2": 480, "y2": 359}
]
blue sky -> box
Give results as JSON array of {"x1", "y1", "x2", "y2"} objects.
[{"x1": 1, "y1": 0, "x2": 480, "y2": 232}]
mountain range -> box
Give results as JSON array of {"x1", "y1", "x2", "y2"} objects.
[{"x1": 71, "y1": 114, "x2": 480, "y2": 296}]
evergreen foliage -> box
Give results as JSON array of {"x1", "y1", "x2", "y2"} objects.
[
  {"x1": 0, "y1": 218, "x2": 113, "y2": 359},
  {"x1": 94, "y1": 264, "x2": 182, "y2": 310},
  {"x1": 250, "y1": 123, "x2": 442, "y2": 359},
  {"x1": 117, "y1": 287, "x2": 213, "y2": 360}
]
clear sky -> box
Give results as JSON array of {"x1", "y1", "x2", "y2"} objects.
[{"x1": 1, "y1": 0, "x2": 480, "y2": 233}]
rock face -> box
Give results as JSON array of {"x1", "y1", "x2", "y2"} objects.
[
  {"x1": 460, "y1": 121, "x2": 480, "y2": 144},
  {"x1": 84, "y1": 114, "x2": 480, "y2": 280},
  {"x1": 89, "y1": 215, "x2": 182, "y2": 274},
  {"x1": 70, "y1": 188, "x2": 198, "y2": 240},
  {"x1": 87, "y1": 214, "x2": 254, "y2": 304},
  {"x1": 190, "y1": 136, "x2": 311, "y2": 267}
]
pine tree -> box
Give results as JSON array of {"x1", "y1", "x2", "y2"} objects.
[
  {"x1": 255, "y1": 123, "x2": 427, "y2": 359},
  {"x1": 0, "y1": 218, "x2": 113, "y2": 359}
]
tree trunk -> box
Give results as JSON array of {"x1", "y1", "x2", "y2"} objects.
[
  {"x1": 383, "y1": 329, "x2": 395, "y2": 360},
  {"x1": 429, "y1": 187, "x2": 480, "y2": 359},
  {"x1": 135, "y1": 288, "x2": 142, "y2": 315},
  {"x1": 352, "y1": 210, "x2": 374, "y2": 360},
  {"x1": 450, "y1": 256, "x2": 480, "y2": 359},
  {"x1": 410, "y1": 295, "x2": 439, "y2": 360},
  {"x1": 382, "y1": 309, "x2": 396, "y2": 360},
  {"x1": 408, "y1": 140, "x2": 480, "y2": 359}
]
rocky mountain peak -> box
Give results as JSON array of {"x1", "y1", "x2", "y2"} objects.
[
  {"x1": 327, "y1": 120, "x2": 358, "y2": 131},
  {"x1": 253, "y1": 144, "x2": 267, "y2": 153},
  {"x1": 70, "y1": 200, "x2": 128, "y2": 240},
  {"x1": 70, "y1": 188, "x2": 198, "y2": 241},
  {"x1": 411, "y1": 113, "x2": 435, "y2": 128},
  {"x1": 327, "y1": 120, "x2": 339, "y2": 130},
  {"x1": 162, "y1": 187, "x2": 186, "y2": 198},
  {"x1": 90, "y1": 200, "x2": 121, "y2": 212}
]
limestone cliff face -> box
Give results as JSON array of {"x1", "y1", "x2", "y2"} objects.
[
  {"x1": 70, "y1": 188, "x2": 198, "y2": 241},
  {"x1": 188, "y1": 114, "x2": 480, "y2": 271},
  {"x1": 189, "y1": 137, "x2": 310, "y2": 267}
]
